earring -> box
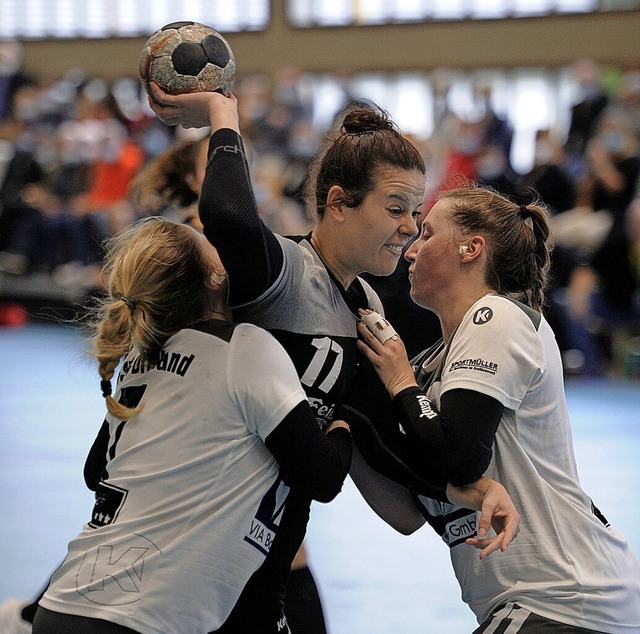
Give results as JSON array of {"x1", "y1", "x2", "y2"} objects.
[
  {"x1": 210, "y1": 271, "x2": 226, "y2": 285},
  {"x1": 459, "y1": 245, "x2": 469, "y2": 254}
]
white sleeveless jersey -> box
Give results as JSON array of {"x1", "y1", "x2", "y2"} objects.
[
  {"x1": 39, "y1": 321, "x2": 308, "y2": 634},
  {"x1": 414, "y1": 294, "x2": 640, "y2": 633}
]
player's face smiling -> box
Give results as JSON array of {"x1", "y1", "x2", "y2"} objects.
[
  {"x1": 346, "y1": 167, "x2": 424, "y2": 278},
  {"x1": 405, "y1": 199, "x2": 459, "y2": 310}
]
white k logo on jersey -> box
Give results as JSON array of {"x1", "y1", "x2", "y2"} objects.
[{"x1": 473, "y1": 307, "x2": 494, "y2": 325}]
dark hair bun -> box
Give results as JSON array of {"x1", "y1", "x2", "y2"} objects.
[{"x1": 342, "y1": 103, "x2": 394, "y2": 135}]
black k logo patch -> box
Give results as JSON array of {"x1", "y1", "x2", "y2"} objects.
[{"x1": 473, "y1": 307, "x2": 493, "y2": 325}]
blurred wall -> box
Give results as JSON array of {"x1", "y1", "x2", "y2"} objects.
[{"x1": 20, "y1": 7, "x2": 640, "y2": 82}]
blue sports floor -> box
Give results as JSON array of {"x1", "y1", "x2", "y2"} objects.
[{"x1": 1, "y1": 323, "x2": 639, "y2": 633}]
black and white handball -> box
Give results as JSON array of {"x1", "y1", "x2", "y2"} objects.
[{"x1": 139, "y1": 21, "x2": 236, "y2": 96}]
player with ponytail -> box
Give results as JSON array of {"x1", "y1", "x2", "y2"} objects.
[
  {"x1": 349, "y1": 184, "x2": 640, "y2": 633},
  {"x1": 147, "y1": 85, "x2": 521, "y2": 633},
  {"x1": 32, "y1": 217, "x2": 353, "y2": 634}
]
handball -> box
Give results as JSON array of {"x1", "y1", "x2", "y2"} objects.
[{"x1": 139, "y1": 21, "x2": 236, "y2": 97}]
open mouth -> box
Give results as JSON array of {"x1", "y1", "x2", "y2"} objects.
[{"x1": 384, "y1": 244, "x2": 404, "y2": 256}]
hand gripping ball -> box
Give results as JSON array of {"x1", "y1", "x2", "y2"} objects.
[{"x1": 139, "y1": 21, "x2": 236, "y2": 96}]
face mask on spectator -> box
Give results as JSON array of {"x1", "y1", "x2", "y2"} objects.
[
  {"x1": 476, "y1": 154, "x2": 505, "y2": 180},
  {"x1": 599, "y1": 131, "x2": 625, "y2": 154},
  {"x1": 454, "y1": 133, "x2": 481, "y2": 155}
]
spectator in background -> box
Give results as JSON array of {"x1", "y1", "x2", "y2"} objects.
[
  {"x1": 241, "y1": 66, "x2": 311, "y2": 163},
  {"x1": 0, "y1": 111, "x2": 45, "y2": 275},
  {"x1": 564, "y1": 58, "x2": 609, "y2": 178},
  {"x1": 67, "y1": 80, "x2": 145, "y2": 232},
  {"x1": 474, "y1": 81, "x2": 513, "y2": 161},
  {"x1": 550, "y1": 106, "x2": 640, "y2": 297},
  {"x1": 444, "y1": 117, "x2": 482, "y2": 183},
  {"x1": 421, "y1": 115, "x2": 481, "y2": 212},
  {"x1": 251, "y1": 152, "x2": 315, "y2": 236},
  {"x1": 614, "y1": 68, "x2": 640, "y2": 144},
  {"x1": 50, "y1": 80, "x2": 144, "y2": 288},
  {"x1": 517, "y1": 128, "x2": 579, "y2": 346},
  {"x1": 585, "y1": 105, "x2": 640, "y2": 229},
  {"x1": 128, "y1": 134, "x2": 208, "y2": 228},
  {"x1": 0, "y1": 40, "x2": 35, "y2": 122},
  {"x1": 475, "y1": 143, "x2": 519, "y2": 200},
  {"x1": 557, "y1": 198, "x2": 640, "y2": 375},
  {"x1": 282, "y1": 118, "x2": 323, "y2": 205},
  {"x1": 517, "y1": 129, "x2": 576, "y2": 215}
]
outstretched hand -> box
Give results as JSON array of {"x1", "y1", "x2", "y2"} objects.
[
  {"x1": 146, "y1": 82, "x2": 240, "y2": 131},
  {"x1": 447, "y1": 477, "x2": 520, "y2": 560},
  {"x1": 356, "y1": 309, "x2": 418, "y2": 397}
]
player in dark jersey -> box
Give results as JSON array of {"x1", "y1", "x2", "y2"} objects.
[
  {"x1": 31, "y1": 217, "x2": 352, "y2": 634},
  {"x1": 148, "y1": 86, "x2": 520, "y2": 633}
]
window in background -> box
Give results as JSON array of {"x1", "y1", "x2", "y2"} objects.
[
  {"x1": 471, "y1": 0, "x2": 512, "y2": 19},
  {"x1": 299, "y1": 67, "x2": 578, "y2": 174},
  {"x1": 0, "y1": 0, "x2": 269, "y2": 39},
  {"x1": 287, "y1": 0, "x2": 637, "y2": 25}
]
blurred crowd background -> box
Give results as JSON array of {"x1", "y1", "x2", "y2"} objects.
[{"x1": 0, "y1": 38, "x2": 639, "y2": 377}]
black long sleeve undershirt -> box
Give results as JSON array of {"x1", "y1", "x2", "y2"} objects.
[
  {"x1": 84, "y1": 419, "x2": 108, "y2": 491},
  {"x1": 335, "y1": 360, "x2": 449, "y2": 501},
  {"x1": 336, "y1": 358, "x2": 504, "y2": 492},
  {"x1": 392, "y1": 386, "x2": 504, "y2": 486},
  {"x1": 199, "y1": 128, "x2": 284, "y2": 307},
  {"x1": 84, "y1": 406, "x2": 352, "y2": 504},
  {"x1": 266, "y1": 401, "x2": 352, "y2": 503}
]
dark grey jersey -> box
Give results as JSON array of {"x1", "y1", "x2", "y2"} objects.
[
  {"x1": 200, "y1": 128, "x2": 382, "y2": 633},
  {"x1": 236, "y1": 234, "x2": 383, "y2": 429}
]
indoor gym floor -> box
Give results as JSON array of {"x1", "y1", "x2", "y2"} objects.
[{"x1": 1, "y1": 322, "x2": 639, "y2": 634}]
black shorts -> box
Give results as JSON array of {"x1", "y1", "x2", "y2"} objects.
[
  {"x1": 212, "y1": 604, "x2": 290, "y2": 634},
  {"x1": 33, "y1": 606, "x2": 140, "y2": 634},
  {"x1": 34, "y1": 604, "x2": 291, "y2": 634},
  {"x1": 474, "y1": 603, "x2": 607, "y2": 634}
]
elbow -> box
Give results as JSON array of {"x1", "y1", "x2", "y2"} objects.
[
  {"x1": 448, "y1": 461, "x2": 484, "y2": 487},
  {"x1": 310, "y1": 477, "x2": 346, "y2": 504},
  {"x1": 394, "y1": 520, "x2": 423, "y2": 536},
  {"x1": 311, "y1": 436, "x2": 352, "y2": 502},
  {"x1": 379, "y1": 508, "x2": 426, "y2": 534},
  {"x1": 448, "y1": 450, "x2": 493, "y2": 488}
]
